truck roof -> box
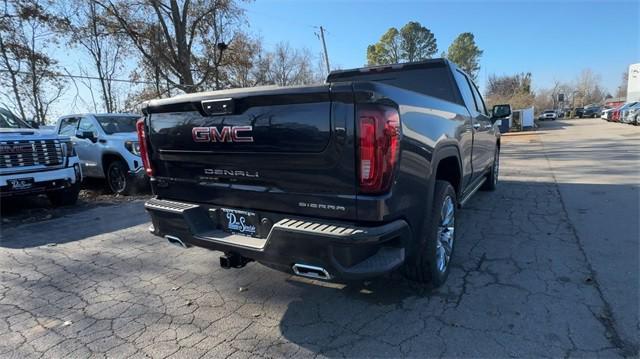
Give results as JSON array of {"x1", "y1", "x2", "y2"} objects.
[
  {"x1": 58, "y1": 113, "x2": 140, "y2": 118},
  {"x1": 327, "y1": 58, "x2": 451, "y2": 82}
]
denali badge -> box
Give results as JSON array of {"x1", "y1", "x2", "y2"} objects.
[
  {"x1": 192, "y1": 126, "x2": 253, "y2": 143},
  {"x1": 204, "y1": 169, "x2": 259, "y2": 178}
]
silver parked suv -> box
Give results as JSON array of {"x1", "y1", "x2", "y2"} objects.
[{"x1": 55, "y1": 113, "x2": 147, "y2": 195}]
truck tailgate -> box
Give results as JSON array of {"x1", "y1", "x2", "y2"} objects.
[{"x1": 145, "y1": 84, "x2": 357, "y2": 220}]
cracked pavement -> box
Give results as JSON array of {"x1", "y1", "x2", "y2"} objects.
[{"x1": 0, "y1": 118, "x2": 638, "y2": 358}]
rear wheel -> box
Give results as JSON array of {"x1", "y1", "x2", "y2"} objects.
[
  {"x1": 402, "y1": 180, "x2": 456, "y2": 287},
  {"x1": 481, "y1": 146, "x2": 499, "y2": 191},
  {"x1": 106, "y1": 160, "x2": 135, "y2": 195}
]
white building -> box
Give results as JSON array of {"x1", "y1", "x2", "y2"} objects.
[{"x1": 627, "y1": 63, "x2": 640, "y2": 102}]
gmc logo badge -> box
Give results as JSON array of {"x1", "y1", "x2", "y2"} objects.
[
  {"x1": 192, "y1": 126, "x2": 253, "y2": 143},
  {"x1": 0, "y1": 144, "x2": 34, "y2": 154}
]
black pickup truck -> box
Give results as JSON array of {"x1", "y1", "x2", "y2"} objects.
[{"x1": 139, "y1": 59, "x2": 510, "y2": 287}]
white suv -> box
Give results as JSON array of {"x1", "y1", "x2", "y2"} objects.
[
  {"x1": 0, "y1": 108, "x2": 82, "y2": 205},
  {"x1": 55, "y1": 113, "x2": 147, "y2": 195},
  {"x1": 538, "y1": 110, "x2": 558, "y2": 121}
]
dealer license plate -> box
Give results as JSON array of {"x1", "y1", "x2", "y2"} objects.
[
  {"x1": 220, "y1": 208, "x2": 259, "y2": 237},
  {"x1": 8, "y1": 177, "x2": 34, "y2": 190}
]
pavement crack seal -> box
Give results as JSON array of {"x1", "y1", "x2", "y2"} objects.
[{"x1": 538, "y1": 133, "x2": 638, "y2": 357}]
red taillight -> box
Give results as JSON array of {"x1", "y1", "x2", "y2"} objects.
[
  {"x1": 136, "y1": 118, "x2": 153, "y2": 177},
  {"x1": 358, "y1": 105, "x2": 400, "y2": 194}
]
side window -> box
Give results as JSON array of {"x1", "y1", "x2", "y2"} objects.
[
  {"x1": 454, "y1": 70, "x2": 477, "y2": 111},
  {"x1": 78, "y1": 117, "x2": 97, "y2": 136},
  {"x1": 469, "y1": 80, "x2": 488, "y2": 116},
  {"x1": 59, "y1": 118, "x2": 79, "y2": 136}
]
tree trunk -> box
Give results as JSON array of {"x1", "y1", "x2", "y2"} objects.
[{"x1": 0, "y1": 34, "x2": 27, "y2": 121}]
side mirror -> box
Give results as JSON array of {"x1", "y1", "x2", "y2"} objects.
[
  {"x1": 492, "y1": 104, "x2": 512, "y2": 120},
  {"x1": 76, "y1": 130, "x2": 97, "y2": 142},
  {"x1": 28, "y1": 120, "x2": 40, "y2": 129}
]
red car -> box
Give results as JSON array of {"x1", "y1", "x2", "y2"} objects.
[
  {"x1": 611, "y1": 102, "x2": 638, "y2": 122},
  {"x1": 610, "y1": 104, "x2": 624, "y2": 122}
]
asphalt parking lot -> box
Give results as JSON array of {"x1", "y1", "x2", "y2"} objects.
[{"x1": 0, "y1": 118, "x2": 638, "y2": 358}]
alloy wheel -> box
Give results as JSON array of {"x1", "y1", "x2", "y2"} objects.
[
  {"x1": 108, "y1": 165, "x2": 127, "y2": 193},
  {"x1": 436, "y1": 195, "x2": 455, "y2": 273}
]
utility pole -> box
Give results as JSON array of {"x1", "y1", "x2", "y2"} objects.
[{"x1": 318, "y1": 26, "x2": 330, "y2": 75}]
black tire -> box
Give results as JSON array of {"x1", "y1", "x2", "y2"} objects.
[
  {"x1": 481, "y1": 146, "x2": 499, "y2": 191},
  {"x1": 402, "y1": 180, "x2": 457, "y2": 287},
  {"x1": 47, "y1": 183, "x2": 80, "y2": 206},
  {"x1": 106, "y1": 160, "x2": 135, "y2": 195}
]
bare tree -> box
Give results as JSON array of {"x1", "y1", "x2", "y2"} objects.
[
  {"x1": 95, "y1": 0, "x2": 244, "y2": 93},
  {"x1": 575, "y1": 69, "x2": 604, "y2": 105},
  {"x1": 0, "y1": 0, "x2": 66, "y2": 124},
  {"x1": 225, "y1": 32, "x2": 263, "y2": 88},
  {"x1": 485, "y1": 72, "x2": 534, "y2": 109},
  {"x1": 0, "y1": 26, "x2": 27, "y2": 120},
  {"x1": 59, "y1": 0, "x2": 127, "y2": 112},
  {"x1": 267, "y1": 42, "x2": 316, "y2": 87},
  {"x1": 616, "y1": 71, "x2": 628, "y2": 98}
]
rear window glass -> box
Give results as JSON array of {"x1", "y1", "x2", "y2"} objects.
[
  {"x1": 96, "y1": 116, "x2": 140, "y2": 134},
  {"x1": 328, "y1": 67, "x2": 458, "y2": 104},
  {"x1": 59, "y1": 118, "x2": 79, "y2": 135}
]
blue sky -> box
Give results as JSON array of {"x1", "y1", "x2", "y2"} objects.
[
  {"x1": 244, "y1": 0, "x2": 638, "y2": 93},
  {"x1": 10, "y1": 0, "x2": 638, "y2": 119}
]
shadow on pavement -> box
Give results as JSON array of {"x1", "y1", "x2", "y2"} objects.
[
  {"x1": 1, "y1": 177, "x2": 150, "y2": 230},
  {"x1": 0, "y1": 200, "x2": 149, "y2": 249}
]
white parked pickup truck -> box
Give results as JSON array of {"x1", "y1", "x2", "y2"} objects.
[
  {"x1": 55, "y1": 113, "x2": 146, "y2": 195},
  {"x1": 0, "y1": 108, "x2": 82, "y2": 205}
]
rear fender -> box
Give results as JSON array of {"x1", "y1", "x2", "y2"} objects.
[{"x1": 430, "y1": 143, "x2": 463, "y2": 198}]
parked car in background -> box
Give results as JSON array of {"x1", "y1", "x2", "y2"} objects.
[
  {"x1": 611, "y1": 102, "x2": 638, "y2": 123},
  {"x1": 621, "y1": 102, "x2": 640, "y2": 125},
  {"x1": 55, "y1": 113, "x2": 147, "y2": 195},
  {"x1": 582, "y1": 105, "x2": 602, "y2": 118},
  {"x1": 600, "y1": 107, "x2": 613, "y2": 120},
  {"x1": 574, "y1": 107, "x2": 584, "y2": 118},
  {"x1": 1, "y1": 108, "x2": 82, "y2": 205},
  {"x1": 538, "y1": 110, "x2": 558, "y2": 121},
  {"x1": 602, "y1": 107, "x2": 616, "y2": 121}
]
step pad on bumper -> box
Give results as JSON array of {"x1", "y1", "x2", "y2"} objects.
[
  {"x1": 277, "y1": 219, "x2": 364, "y2": 237},
  {"x1": 145, "y1": 198, "x2": 199, "y2": 213}
]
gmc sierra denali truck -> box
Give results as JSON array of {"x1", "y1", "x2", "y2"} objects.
[{"x1": 140, "y1": 59, "x2": 510, "y2": 286}]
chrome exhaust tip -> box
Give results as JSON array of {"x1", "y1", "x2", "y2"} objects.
[
  {"x1": 292, "y1": 264, "x2": 331, "y2": 280},
  {"x1": 165, "y1": 235, "x2": 189, "y2": 249}
]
